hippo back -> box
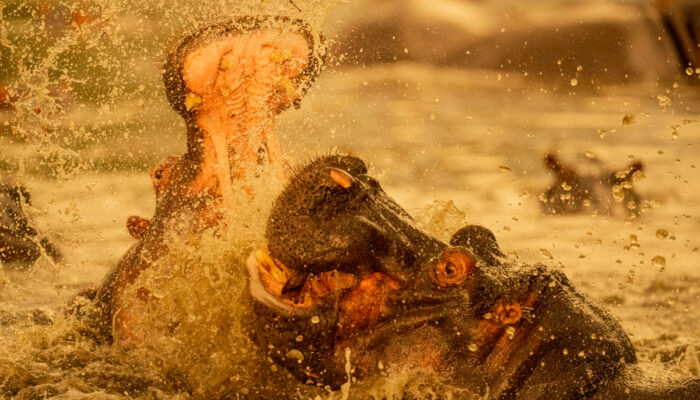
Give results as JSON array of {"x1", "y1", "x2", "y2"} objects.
[{"x1": 593, "y1": 363, "x2": 700, "y2": 399}]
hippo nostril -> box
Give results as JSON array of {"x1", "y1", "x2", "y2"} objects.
[
  {"x1": 445, "y1": 263, "x2": 456, "y2": 276},
  {"x1": 430, "y1": 246, "x2": 476, "y2": 288},
  {"x1": 154, "y1": 169, "x2": 164, "y2": 180}
]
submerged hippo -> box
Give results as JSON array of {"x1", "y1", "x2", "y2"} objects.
[
  {"x1": 246, "y1": 154, "x2": 699, "y2": 399},
  {"x1": 0, "y1": 178, "x2": 60, "y2": 264},
  {"x1": 78, "y1": 17, "x2": 323, "y2": 342},
  {"x1": 540, "y1": 153, "x2": 644, "y2": 217}
]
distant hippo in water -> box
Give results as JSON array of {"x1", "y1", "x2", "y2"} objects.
[
  {"x1": 540, "y1": 153, "x2": 644, "y2": 217},
  {"x1": 246, "y1": 154, "x2": 699, "y2": 399},
  {"x1": 0, "y1": 178, "x2": 61, "y2": 264},
  {"x1": 77, "y1": 17, "x2": 324, "y2": 342}
]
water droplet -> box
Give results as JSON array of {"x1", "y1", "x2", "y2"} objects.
[
  {"x1": 570, "y1": 78, "x2": 578, "y2": 86},
  {"x1": 563, "y1": 349, "x2": 569, "y2": 355},
  {"x1": 505, "y1": 327, "x2": 515, "y2": 339},
  {"x1": 295, "y1": 335, "x2": 304, "y2": 342},
  {"x1": 429, "y1": 113, "x2": 435, "y2": 120},
  {"x1": 657, "y1": 95, "x2": 671, "y2": 111},
  {"x1": 576, "y1": 65, "x2": 583, "y2": 72},
  {"x1": 286, "y1": 349, "x2": 304, "y2": 362},
  {"x1": 622, "y1": 114, "x2": 635, "y2": 126},
  {"x1": 685, "y1": 67, "x2": 694, "y2": 75},
  {"x1": 652, "y1": 256, "x2": 666, "y2": 270},
  {"x1": 539, "y1": 249, "x2": 553, "y2": 259},
  {"x1": 585, "y1": 151, "x2": 595, "y2": 159},
  {"x1": 612, "y1": 185, "x2": 624, "y2": 202},
  {"x1": 468, "y1": 343, "x2": 478, "y2": 352},
  {"x1": 655, "y1": 229, "x2": 669, "y2": 239},
  {"x1": 311, "y1": 316, "x2": 320, "y2": 324}
]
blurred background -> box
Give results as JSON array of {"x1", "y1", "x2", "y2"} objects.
[{"x1": 0, "y1": 0, "x2": 699, "y2": 398}]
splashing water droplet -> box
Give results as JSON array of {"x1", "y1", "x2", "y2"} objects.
[
  {"x1": 505, "y1": 327, "x2": 515, "y2": 339},
  {"x1": 539, "y1": 249, "x2": 553, "y2": 259},
  {"x1": 652, "y1": 256, "x2": 666, "y2": 270},
  {"x1": 656, "y1": 229, "x2": 669, "y2": 239},
  {"x1": 621, "y1": 114, "x2": 635, "y2": 126},
  {"x1": 657, "y1": 95, "x2": 671, "y2": 111}
]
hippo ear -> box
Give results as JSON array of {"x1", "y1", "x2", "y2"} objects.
[
  {"x1": 126, "y1": 216, "x2": 150, "y2": 240},
  {"x1": 544, "y1": 153, "x2": 577, "y2": 182},
  {"x1": 449, "y1": 225, "x2": 504, "y2": 266},
  {"x1": 319, "y1": 167, "x2": 355, "y2": 190}
]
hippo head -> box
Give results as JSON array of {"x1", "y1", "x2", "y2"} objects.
[
  {"x1": 128, "y1": 17, "x2": 324, "y2": 236},
  {"x1": 245, "y1": 155, "x2": 520, "y2": 391},
  {"x1": 246, "y1": 154, "x2": 642, "y2": 398},
  {"x1": 541, "y1": 153, "x2": 644, "y2": 216},
  {"x1": 89, "y1": 17, "x2": 324, "y2": 343},
  {"x1": 0, "y1": 179, "x2": 60, "y2": 264}
]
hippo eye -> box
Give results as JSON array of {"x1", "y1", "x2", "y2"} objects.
[
  {"x1": 154, "y1": 169, "x2": 164, "y2": 180},
  {"x1": 430, "y1": 247, "x2": 476, "y2": 288}
]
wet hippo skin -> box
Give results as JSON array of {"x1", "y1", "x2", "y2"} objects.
[
  {"x1": 79, "y1": 17, "x2": 323, "y2": 343},
  {"x1": 0, "y1": 178, "x2": 61, "y2": 264},
  {"x1": 246, "y1": 154, "x2": 700, "y2": 399}
]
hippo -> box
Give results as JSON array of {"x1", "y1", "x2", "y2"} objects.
[
  {"x1": 78, "y1": 17, "x2": 324, "y2": 342},
  {"x1": 540, "y1": 153, "x2": 644, "y2": 217},
  {"x1": 245, "y1": 154, "x2": 700, "y2": 399},
  {"x1": 0, "y1": 177, "x2": 61, "y2": 264}
]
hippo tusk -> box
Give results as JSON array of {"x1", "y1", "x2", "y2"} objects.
[{"x1": 247, "y1": 251, "x2": 311, "y2": 316}]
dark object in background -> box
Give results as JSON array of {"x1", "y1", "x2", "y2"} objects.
[
  {"x1": 541, "y1": 153, "x2": 644, "y2": 216},
  {"x1": 327, "y1": 0, "x2": 700, "y2": 86},
  {"x1": 0, "y1": 178, "x2": 61, "y2": 264},
  {"x1": 659, "y1": 0, "x2": 700, "y2": 74}
]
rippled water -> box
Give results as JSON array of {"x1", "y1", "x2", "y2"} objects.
[{"x1": 1, "y1": 0, "x2": 699, "y2": 398}]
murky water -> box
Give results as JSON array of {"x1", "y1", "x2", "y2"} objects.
[{"x1": 1, "y1": 0, "x2": 699, "y2": 399}]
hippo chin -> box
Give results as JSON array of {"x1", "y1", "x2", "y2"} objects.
[{"x1": 246, "y1": 154, "x2": 699, "y2": 399}]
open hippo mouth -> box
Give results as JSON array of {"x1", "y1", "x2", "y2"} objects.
[{"x1": 245, "y1": 154, "x2": 498, "y2": 388}]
